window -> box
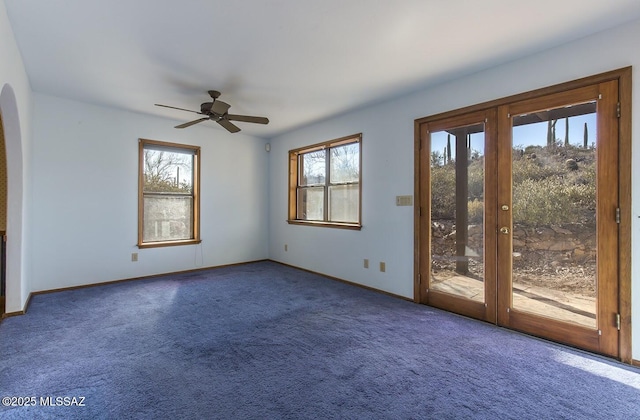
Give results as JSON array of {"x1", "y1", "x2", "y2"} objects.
[
  {"x1": 288, "y1": 134, "x2": 361, "y2": 229},
  {"x1": 138, "y1": 139, "x2": 200, "y2": 248}
]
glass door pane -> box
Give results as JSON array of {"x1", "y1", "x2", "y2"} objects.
[
  {"x1": 430, "y1": 123, "x2": 485, "y2": 303},
  {"x1": 510, "y1": 101, "x2": 597, "y2": 328}
]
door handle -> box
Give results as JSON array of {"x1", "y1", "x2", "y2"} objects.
[{"x1": 500, "y1": 227, "x2": 510, "y2": 235}]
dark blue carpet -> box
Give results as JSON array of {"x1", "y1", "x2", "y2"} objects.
[{"x1": 0, "y1": 261, "x2": 638, "y2": 419}]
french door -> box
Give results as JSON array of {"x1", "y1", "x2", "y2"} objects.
[{"x1": 416, "y1": 79, "x2": 623, "y2": 358}]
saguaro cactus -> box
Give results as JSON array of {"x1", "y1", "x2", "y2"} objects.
[{"x1": 583, "y1": 122, "x2": 588, "y2": 148}]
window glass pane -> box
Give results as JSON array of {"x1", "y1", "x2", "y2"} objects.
[
  {"x1": 143, "y1": 196, "x2": 193, "y2": 242},
  {"x1": 330, "y1": 143, "x2": 359, "y2": 184},
  {"x1": 429, "y1": 124, "x2": 485, "y2": 303},
  {"x1": 288, "y1": 134, "x2": 361, "y2": 227},
  {"x1": 297, "y1": 187, "x2": 324, "y2": 220},
  {"x1": 511, "y1": 102, "x2": 597, "y2": 328},
  {"x1": 300, "y1": 150, "x2": 326, "y2": 186},
  {"x1": 143, "y1": 149, "x2": 193, "y2": 194},
  {"x1": 329, "y1": 184, "x2": 359, "y2": 223}
]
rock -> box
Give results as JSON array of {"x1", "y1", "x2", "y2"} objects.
[
  {"x1": 549, "y1": 241, "x2": 576, "y2": 251},
  {"x1": 513, "y1": 239, "x2": 526, "y2": 247},
  {"x1": 531, "y1": 240, "x2": 555, "y2": 250},
  {"x1": 551, "y1": 226, "x2": 572, "y2": 235}
]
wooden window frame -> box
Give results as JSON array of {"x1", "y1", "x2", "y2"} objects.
[
  {"x1": 288, "y1": 134, "x2": 362, "y2": 230},
  {"x1": 138, "y1": 138, "x2": 201, "y2": 248}
]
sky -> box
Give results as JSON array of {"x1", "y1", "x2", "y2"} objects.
[{"x1": 431, "y1": 112, "x2": 597, "y2": 160}]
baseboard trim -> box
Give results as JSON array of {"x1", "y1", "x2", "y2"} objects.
[
  {"x1": 3, "y1": 259, "x2": 269, "y2": 319},
  {"x1": 4, "y1": 308, "x2": 26, "y2": 318},
  {"x1": 5, "y1": 260, "x2": 636, "y2": 366},
  {"x1": 3, "y1": 259, "x2": 408, "y2": 321},
  {"x1": 269, "y1": 260, "x2": 413, "y2": 302},
  {"x1": 2, "y1": 292, "x2": 31, "y2": 319}
]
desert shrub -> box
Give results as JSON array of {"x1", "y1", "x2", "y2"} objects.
[
  {"x1": 568, "y1": 162, "x2": 595, "y2": 185},
  {"x1": 565, "y1": 182, "x2": 595, "y2": 209},
  {"x1": 513, "y1": 177, "x2": 593, "y2": 225},
  {"x1": 431, "y1": 162, "x2": 484, "y2": 219},
  {"x1": 467, "y1": 160, "x2": 484, "y2": 201},
  {"x1": 430, "y1": 165, "x2": 455, "y2": 218},
  {"x1": 524, "y1": 145, "x2": 542, "y2": 155},
  {"x1": 431, "y1": 145, "x2": 595, "y2": 225},
  {"x1": 467, "y1": 199, "x2": 483, "y2": 224},
  {"x1": 512, "y1": 156, "x2": 561, "y2": 184}
]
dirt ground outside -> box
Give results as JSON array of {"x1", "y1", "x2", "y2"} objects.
[{"x1": 431, "y1": 220, "x2": 596, "y2": 299}]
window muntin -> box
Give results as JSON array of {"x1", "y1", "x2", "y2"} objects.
[
  {"x1": 288, "y1": 134, "x2": 361, "y2": 229},
  {"x1": 138, "y1": 139, "x2": 200, "y2": 248}
]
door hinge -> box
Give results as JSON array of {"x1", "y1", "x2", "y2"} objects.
[
  {"x1": 615, "y1": 208, "x2": 620, "y2": 224},
  {"x1": 418, "y1": 273, "x2": 421, "y2": 284},
  {"x1": 616, "y1": 313, "x2": 621, "y2": 330},
  {"x1": 419, "y1": 207, "x2": 422, "y2": 217},
  {"x1": 616, "y1": 102, "x2": 621, "y2": 118}
]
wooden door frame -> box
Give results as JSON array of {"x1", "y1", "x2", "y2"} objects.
[{"x1": 414, "y1": 67, "x2": 632, "y2": 363}]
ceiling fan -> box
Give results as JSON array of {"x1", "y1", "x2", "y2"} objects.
[{"x1": 155, "y1": 90, "x2": 269, "y2": 133}]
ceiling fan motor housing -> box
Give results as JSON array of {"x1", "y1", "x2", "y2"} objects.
[{"x1": 201, "y1": 102, "x2": 214, "y2": 114}]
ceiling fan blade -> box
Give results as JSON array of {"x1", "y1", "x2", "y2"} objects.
[
  {"x1": 155, "y1": 104, "x2": 202, "y2": 114},
  {"x1": 175, "y1": 117, "x2": 209, "y2": 129},
  {"x1": 211, "y1": 100, "x2": 231, "y2": 115},
  {"x1": 217, "y1": 119, "x2": 241, "y2": 133},
  {"x1": 226, "y1": 114, "x2": 269, "y2": 124}
]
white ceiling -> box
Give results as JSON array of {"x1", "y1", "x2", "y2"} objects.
[{"x1": 5, "y1": 0, "x2": 640, "y2": 138}]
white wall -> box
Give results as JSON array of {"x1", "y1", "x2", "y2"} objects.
[
  {"x1": 0, "y1": 0, "x2": 33, "y2": 313},
  {"x1": 30, "y1": 93, "x2": 269, "y2": 292},
  {"x1": 268, "y1": 18, "x2": 640, "y2": 358}
]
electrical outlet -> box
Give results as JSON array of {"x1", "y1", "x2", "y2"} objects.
[
  {"x1": 284, "y1": 244, "x2": 288, "y2": 252},
  {"x1": 380, "y1": 262, "x2": 386, "y2": 272},
  {"x1": 364, "y1": 259, "x2": 369, "y2": 269},
  {"x1": 131, "y1": 252, "x2": 138, "y2": 262}
]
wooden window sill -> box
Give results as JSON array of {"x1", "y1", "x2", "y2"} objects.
[{"x1": 287, "y1": 220, "x2": 361, "y2": 231}]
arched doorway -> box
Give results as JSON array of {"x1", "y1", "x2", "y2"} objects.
[
  {"x1": 0, "y1": 112, "x2": 6, "y2": 316},
  {"x1": 0, "y1": 83, "x2": 24, "y2": 316}
]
